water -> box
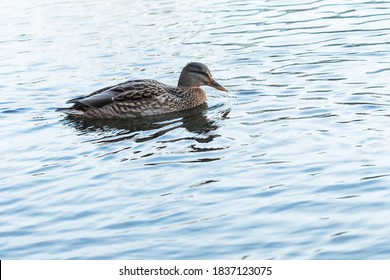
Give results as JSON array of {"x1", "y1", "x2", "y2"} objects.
[{"x1": 1, "y1": 0, "x2": 390, "y2": 259}]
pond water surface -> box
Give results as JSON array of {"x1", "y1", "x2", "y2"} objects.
[{"x1": 1, "y1": 0, "x2": 390, "y2": 259}]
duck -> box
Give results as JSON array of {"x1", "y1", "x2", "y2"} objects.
[{"x1": 58, "y1": 62, "x2": 227, "y2": 119}]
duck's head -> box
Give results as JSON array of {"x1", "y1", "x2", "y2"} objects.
[{"x1": 177, "y1": 62, "x2": 228, "y2": 92}]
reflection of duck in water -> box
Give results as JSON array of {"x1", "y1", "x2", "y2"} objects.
[
  {"x1": 58, "y1": 62, "x2": 227, "y2": 119},
  {"x1": 64, "y1": 104, "x2": 222, "y2": 142}
]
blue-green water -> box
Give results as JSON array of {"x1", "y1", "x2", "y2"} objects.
[{"x1": 1, "y1": 0, "x2": 390, "y2": 259}]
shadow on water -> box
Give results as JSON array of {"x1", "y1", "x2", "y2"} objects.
[{"x1": 61, "y1": 104, "x2": 224, "y2": 144}]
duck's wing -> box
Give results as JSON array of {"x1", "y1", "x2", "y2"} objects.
[
  {"x1": 69, "y1": 79, "x2": 164, "y2": 109},
  {"x1": 66, "y1": 85, "x2": 114, "y2": 104},
  {"x1": 112, "y1": 80, "x2": 169, "y2": 103}
]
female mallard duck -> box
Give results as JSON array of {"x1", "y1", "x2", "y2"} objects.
[{"x1": 58, "y1": 62, "x2": 227, "y2": 118}]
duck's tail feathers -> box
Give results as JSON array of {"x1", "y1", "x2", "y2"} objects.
[{"x1": 56, "y1": 107, "x2": 85, "y2": 117}]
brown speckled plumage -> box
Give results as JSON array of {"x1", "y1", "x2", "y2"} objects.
[{"x1": 58, "y1": 62, "x2": 227, "y2": 119}]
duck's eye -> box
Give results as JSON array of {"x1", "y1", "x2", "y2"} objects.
[{"x1": 189, "y1": 69, "x2": 209, "y2": 78}]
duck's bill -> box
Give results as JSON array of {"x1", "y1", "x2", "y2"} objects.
[{"x1": 209, "y1": 80, "x2": 228, "y2": 92}]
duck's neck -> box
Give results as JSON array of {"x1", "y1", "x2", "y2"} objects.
[
  {"x1": 179, "y1": 87, "x2": 206, "y2": 108},
  {"x1": 177, "y1": 72, "x2": 202, "y2": 88},
  {"x1": 177, "y1": 82, "x2": 202, "y2": 89},
  {"x1": 177, "y1": 79, "x2": 191, "y2": 88}
]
